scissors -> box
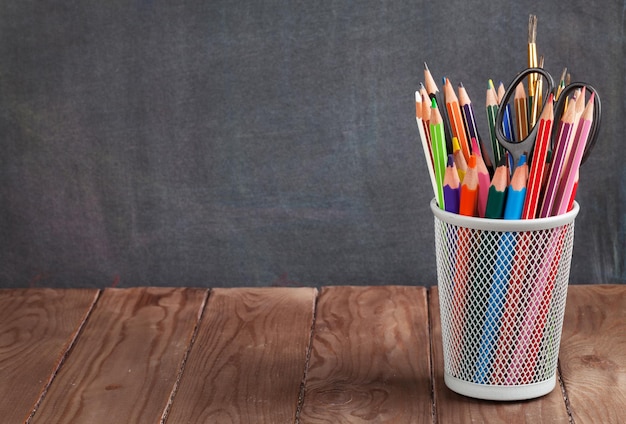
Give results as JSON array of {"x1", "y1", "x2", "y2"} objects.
[{"x1": 494, "y1": 67, "x2": 602, "y2": 168}]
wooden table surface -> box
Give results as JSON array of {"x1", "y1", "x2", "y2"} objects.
[{"x1": 0, "y1": 284, "x2": 624, "y2": 423}]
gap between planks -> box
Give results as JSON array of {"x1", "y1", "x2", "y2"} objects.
[
  {"x1": 26, "y1": 289, "x2": 103, "y2": 424},
  {"x1": 159, "y1": 289, "x2": 211, "y2": 424},
  {"x1": 294, "y1": 288, "x2": 321, "y2": 423}
]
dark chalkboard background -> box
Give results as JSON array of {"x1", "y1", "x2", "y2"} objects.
[{"x1": 1, "y1": 1, "x2": 624, "y2": 288}]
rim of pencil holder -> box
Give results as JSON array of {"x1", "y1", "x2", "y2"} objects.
[{"x1": 430, "y1": 198, "x2": 579, "y2": 231}]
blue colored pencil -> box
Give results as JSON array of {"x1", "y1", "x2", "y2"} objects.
[
  {"x1": 503, "y1": 155, "x2": 528, "y2": 220},
  {"x1": 497, "y1": 81, "x2": 516, "y2": 142},
  {"x1": 474, "y1": 154, "x2": 528, "y2": 383}
]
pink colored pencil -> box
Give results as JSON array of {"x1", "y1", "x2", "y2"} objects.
[
  {"x1": 471, "y1": 137, "x2": 491, "y2": 218},
  {"x1": 553, "y1": 93, "x2": 594, "y2": 216},
  {"x1": 506, "y1": 225, "x2": 565, "y2": 385}
]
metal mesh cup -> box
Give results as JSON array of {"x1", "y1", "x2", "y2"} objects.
[{"x1": 430, "y1": 199, "x2": 579, "y2": 401}]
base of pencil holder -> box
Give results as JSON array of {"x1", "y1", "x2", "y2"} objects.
[{"x1": 444, "y1": 373, "x2": 556, "y2": 401}]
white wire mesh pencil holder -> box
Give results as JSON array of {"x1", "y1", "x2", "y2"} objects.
[{"x1": 431, "y1": 198, "x2": 579, "y2": 401}]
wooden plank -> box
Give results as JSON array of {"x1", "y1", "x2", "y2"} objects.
[
  {"x1": 0, "y1": 288, "x2": 98, "y2": 423},
  {"x1": 559, "y1": 284, "x2": 626, "y2": 423},
  {"x1": 430, "y1": 287, "x2": 570, "y2": 423},
  {"x1": 165, "y1": 287, "x2": 317, "y2": 424},
  {"x1": 299, "y1": 286, "x2": 432, "y2": 424},
  {"x1": 31, "y1": 287, "x2": 206, "y2": 424}
]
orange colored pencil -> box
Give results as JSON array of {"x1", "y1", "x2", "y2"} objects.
[
  {"x1": 444, "y1": 78, "x2": 471, "y2": 162},
  {"x1": 459, "y1": 155, "x2": 479, "y2": 217}
]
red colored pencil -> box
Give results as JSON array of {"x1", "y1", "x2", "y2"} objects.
[{"x1": 522, "y1": 93, "x2": 554, "y2": 219}]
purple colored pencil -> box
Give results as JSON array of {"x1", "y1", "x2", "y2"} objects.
[{"x1": 443, "y1": 154, "x2": 461, "y2": 214}]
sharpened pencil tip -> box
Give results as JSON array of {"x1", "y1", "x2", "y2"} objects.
[{"x1": 447, "y1": 154, "x2": 454, "y2": 167}]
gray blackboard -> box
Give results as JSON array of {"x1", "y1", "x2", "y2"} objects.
[{"x1": 0, "y1": 1, "x2": 624, "y2": 288}]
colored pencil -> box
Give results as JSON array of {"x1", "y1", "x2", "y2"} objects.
[
  {"x1": 566, "y1": 172, "x2": 579, "y2": 212},
  {"x1": 459, "y1": 83, "x2": 480, "y2": 151},
  {"x1": 449, "y1": 224, "x2": 474, "y2": 376},
  {"x1": 489, "y1": 154, "x2": 529, "y2": 384},
  {"x1": 449, "y1": 163, "x2": 478, "y2": 374},
  {"x1": 430, "y1": 97, "x2": 448, "y2": 210},
  {"x1": 539, "y1": 91, "x2": 577, "y2": 217},
  {"x1": 474, "y1": 222, "x2": 514, "y2": 383},
  {"x1": 485, "y1": 81, "x2": 503, "y2": 166},
  {"x1": 497, "y1": 81, "x2": 516, "y2": 143},
  {"x1": 444, "y1": 78, "x2": 471, "y2": 162},
  {"x1": 443, "y1": 154, "x2": 461, "y2": 214},
  {"x1": 425, "y1": 62, "x2": 453, "y2": 151},
  {"x1": 504, "y1": 154, "x2": 528, "y2": 220},
  {"x1": 419, "y1": 84, "x2": 432, "y2": 143},
  {"x1": 423, "y1": 62, "x2": 439, "y2": 100},
  {"x1": 508, "y1": 219, "x2": 567, "y2": 385},
  {"x1": 514, "y1": 82, "x2": 529, "y2": 141},
  {"x1": 449, "y1": 157, "x2": 478, "y2": 374},
  {"x1": 522, "y1": 93, "x2": 554, "y2": 219},
  {"x1": 484, "y1": 156, "x2": 509, "y2": 219},
  {"x1": 460, "y1": 83, "x2": 493, "y2": 173},
  {"x1": 471, "y1": 137, "x2": 491, "y2": 218},
  {"x1": 459, "y1": 155, "x2": 478, "y2": 217},
  {"x1": 416, "y1": 90, "x2": 439, "y2": 201},
  {"x1": 554, "y1": 93, "x2": 595, "y2": 216},
  {"x1": 452, "y1": 136, "x2": 467, "y2": 182},
  {"x1": 524, "y1": 226, "x2": 568, "y2": 383},
  {"x1": 473, "y1": 156, "x2": 511, "y2": 383}
]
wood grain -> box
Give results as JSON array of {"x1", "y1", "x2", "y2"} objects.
[
  {"x1": 0, "y1": 288, "x2": 98, "y2": 423},
  {"x1": 165, "y1": 287, "x2": 317, "y2": 424},
  {"x1": 299, "y1": 286, "x2": 432, "y2": 424},
  {"x1": 559, "y1": 284, "x2": 626, "y2": 423},
  {"x1": 429, "y1": 287, "x2": 570, "y2": 423},
  {"x1": 30, "y1": 287, "x2": 206, "y2": 424}
]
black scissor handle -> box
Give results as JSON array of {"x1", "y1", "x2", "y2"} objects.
[
  {"x1": 495, "y1": 67, "x2": 556, "y2": 145},
  {"x1": 494, "y1": 68, "x2": 555, "y2": 167},
  {"x1": 551, "y1": 82, "x2": 602, "y2": 165}
]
